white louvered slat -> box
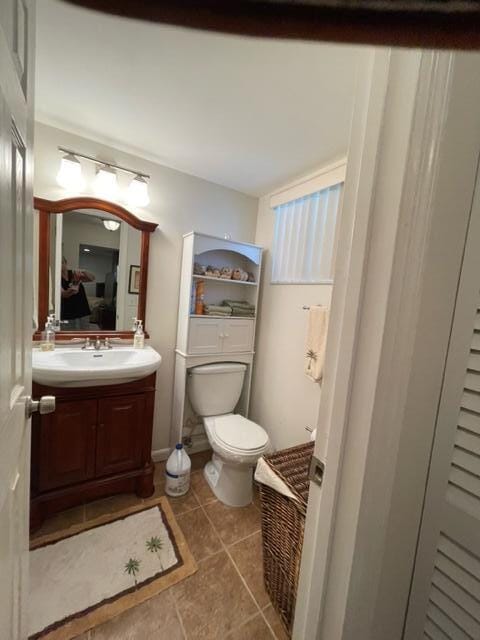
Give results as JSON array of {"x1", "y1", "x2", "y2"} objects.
[
  {"x1": 449, "y1": 466, "x2": 480, "y2": 499},
  {"x1": 432, "y1": 569, "x2": 480, "y2": 623},
  {"x1": 446, "y1": 484, "x2": 480, "y2": 520},
  {"x1": 452, "y1": 447, "x2": 480, "y2": 477},
  {"x1": 461, "y1": 390, "x2": 480, "y2": 415},
  {"x1": 471, "y1": 332, "x2": 480, "y2": 352},
  {"x1": 424, "y1": 617, "x2": 452, "y2": 640},
  {"x1": 455, "y1": 429, "x2": 480, "y2": 456},
  {"x1": 436, "y1": 552, "x2": 480, "y2": 601},
  {"x1": 468, "y1": 351, "x2": 480, "y2": 372},
  {"x1": 438, "y1": 536, "x2": 480, "y2": 581},
  {"x1": 430, "y1": 585, "x2": 480, "y2": 638},
  {"x1": 475, "y1": 313, "x2": 480, "y2": 331},
  {"x1": 458, "y1": 410, "x2": 480, "y2": 436},
  {"x1": 427, "y1": 602, "x2": 472, "y2": 640},
  {"x1": 465, "y1": 372, "x2": 480, "y2": 392}
]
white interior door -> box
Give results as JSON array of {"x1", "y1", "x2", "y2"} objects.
[
  {"x1": 404, "y1": 163, "x2": 480, "y2": 638},
  {"x1": 0, "y1": 1, "x2": 35, "y2": 637}
]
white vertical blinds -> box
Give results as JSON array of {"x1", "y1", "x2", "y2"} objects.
[{"x1": 271, "y1": 183, "x2": 342, "y2": 284}]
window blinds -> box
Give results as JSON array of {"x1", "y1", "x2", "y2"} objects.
[{"x1": 271, "y1": 183, "x2": 342, "y2": 284}]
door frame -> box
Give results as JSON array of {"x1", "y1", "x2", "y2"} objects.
[{"x1": 294, "y1": 48, "x2": 480, "y2": 639}]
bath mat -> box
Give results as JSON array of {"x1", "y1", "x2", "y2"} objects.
[{"x1": 28, "y1": 496, "x2": 197, "y2": 640}]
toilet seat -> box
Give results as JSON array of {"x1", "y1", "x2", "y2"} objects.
[{"x1": 203, "y1": 414, "x2": 269, "y2": 461}]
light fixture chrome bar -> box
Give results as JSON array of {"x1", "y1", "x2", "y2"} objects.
[{"x1": 58, "y1": 146, "x2": 150, "y2": 180}]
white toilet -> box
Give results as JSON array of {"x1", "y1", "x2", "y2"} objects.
[{"x1": 187, "y1": 362, "x2": 270, "y2": 507}]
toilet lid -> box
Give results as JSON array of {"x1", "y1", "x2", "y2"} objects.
[{"x1": 213, "y1": 414, "x2": 268, "y2": 452}]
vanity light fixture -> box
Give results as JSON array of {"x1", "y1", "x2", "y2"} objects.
[
  {"x1": 103, "y1": 220, "x2": 121, "y2": 232},
  {"x1": 127, "y1": 175, "x2": 150, "y2": 207},
  {"x1": 56, "y1": 153, "x2": 85, "y2": 191},
  {"x1": 56, "y1": 147, "x2": 150, "y2": 207},
  {"x1": 94, "y1": 165, "x2": 118, "y2": 199}
]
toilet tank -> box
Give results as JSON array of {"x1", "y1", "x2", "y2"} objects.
[{"x1": 187, "y1": 362, "x2": 247, "y2": 417}]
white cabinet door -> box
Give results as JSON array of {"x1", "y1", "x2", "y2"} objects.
[
  {"x1": 188, "y1": 317, "x2": 223, "y2": 354},
  {"x1": 222, "y1": 318, "x2": 254, "y2": 353},
  {"x1": 404, "y1": 171, "x2": 480, "y2": 639}
]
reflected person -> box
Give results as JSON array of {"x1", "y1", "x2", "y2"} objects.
[{"x1": 61, "y1": 257, "x2": 95, "y2": 330}]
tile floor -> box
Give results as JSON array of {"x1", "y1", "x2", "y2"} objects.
[{"x1": 31, "y1": 450, "x2": 289, "y2": 640}]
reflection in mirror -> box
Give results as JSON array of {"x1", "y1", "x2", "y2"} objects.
[{"x1": 50, "y1": 209, "x2": 141, "y2": 331}]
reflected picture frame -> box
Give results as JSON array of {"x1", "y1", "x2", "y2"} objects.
[{"x1": 128, "y1": 264, "x2": 141, "y2": 294}]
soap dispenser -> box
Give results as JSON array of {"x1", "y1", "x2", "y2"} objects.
[
  {"x1": 40, "y1": 316, "x2": 55, "y2": 352},
  {"x1": 133, "y1": 319, "x2": 145, "y2": 349}
]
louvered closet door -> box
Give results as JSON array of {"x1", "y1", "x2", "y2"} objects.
[{"x1": 404, "y1": 178, "x2": 480, "y2": 639}]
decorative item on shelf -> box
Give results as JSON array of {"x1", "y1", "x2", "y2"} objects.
[
  {"x1": 232, "y1": 268, "x2": 249, "y2": 281},
  {"x1": 193, "y1": 262, "x2": 207, "y2": 276},
  {"x1": 247, "y1": 272, "x2": 256, "y2": 283},
  {"x1": 195, "y1": 280, "x2": 205, "y2": 315},
  {"x1": 220, "y1": 267, "x2": 233, "y2": 279}
]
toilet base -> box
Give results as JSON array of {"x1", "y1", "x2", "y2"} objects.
[{"x1": 204, "y1": 453, "x2": 254, "y2": 507}]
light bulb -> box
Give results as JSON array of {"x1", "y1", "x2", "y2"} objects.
[
  {"x1": 103, "y1": 220, "x2": 120, "y2": 231},
  {"x1": 56, "y1": 153, "x2": 84, "y2": 191},
  {"x1": 127, "y1": 175, "x2": 150, "y2": 207},
  {"x1": 94, "y1": 165, "x2": 118, "y2": 199}
]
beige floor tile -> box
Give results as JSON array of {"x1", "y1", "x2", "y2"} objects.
[
  {"x1": 177, "y1": 507, "x2": 222, "y2": 561},
  {"x1": 227, "y1": 614, "x2": 274, "y2": 639},
  {"x1": 91, "y1": 590, "x2": 183, "y2": 640},
  {"x1": 172, "y1": 551, "x2": 257, "y2": 639},
  {"x1": 167, "y1": 489, "x2": 199, "y2": 516},
  {"x1": 190, "y1": 470, "x2": 216, "y2": 505},
  {"x1": 85, "y1": 493, "x2": 142, "y2": 521},
  {"x1": 263, "y1": 605, "x2": 290, "y2": 640},
  {"x1": 229, "y1": 531, "x2": 269, "y2": 608},
  {"x1": 204, "y1": 501, "x2": 261, "y2": 546},
  {"x1": 31, "y1": 505, "x2": 85, "y2": 539},
  {"x1": 190, "y1": 449, "x2": 212, "y2": 471}
]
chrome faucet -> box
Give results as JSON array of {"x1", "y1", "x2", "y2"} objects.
[
  {"x1": 81, "y1": 337, "x2": 93, "y2": 350},
  {"x1": 94, "y1": 336, "x2": 102, "y2": 350}
]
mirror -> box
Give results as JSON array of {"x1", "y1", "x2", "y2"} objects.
[{"x1": 35, "y1": 197, "x2": 157, "y2": 338}]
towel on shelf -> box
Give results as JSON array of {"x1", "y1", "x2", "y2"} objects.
[
  {"x1": 305, "y1": 305, "x2": 329, "y2": 383},
  {"x1": 204, "y1": 304, "x2": 232, "y2": 316},
  {"x1": 222, "y1": 300, "x2": 255, "y2": 317}
]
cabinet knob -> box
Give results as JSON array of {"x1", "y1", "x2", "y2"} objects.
[
  {"x1": 219, "y1": 333, "x2": 224, "y2": 339},
  {"x1": 224, "y1": 334, "x2": 230, "y2": 338}
]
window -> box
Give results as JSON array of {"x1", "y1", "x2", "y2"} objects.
[{"x1": 271, "y1": 180, "x2": 343, "y2": 284}]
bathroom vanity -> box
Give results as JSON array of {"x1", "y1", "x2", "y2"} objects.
[
  {"x1": 30, "y1": 373, "x2": 157, "y2": 530},
  {"x1": 31, "y1": 196, "x2": 160, "y2": 531}
]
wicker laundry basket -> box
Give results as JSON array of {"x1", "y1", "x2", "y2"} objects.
[{"x1": 257, "y1": 441, "x2": 315, "y2": 636}]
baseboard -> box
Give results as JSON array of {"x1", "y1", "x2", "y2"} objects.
[{"x1": 151, "y1": 448, "x2": 170, "y2": 463}]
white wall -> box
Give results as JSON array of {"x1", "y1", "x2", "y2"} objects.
[
  {"x1": 250, "y1": 194, "x2": 333, "y2": 450},
  {"x1": 34, "y1": 122, "x2": 258, "y2": 453}
]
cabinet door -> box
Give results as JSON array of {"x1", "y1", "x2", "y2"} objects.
[
  {"x1": 96, "y1": 394, "x2": 145, "y2": 477},
  {"x1": 188, "y1": 317, "x2": 223, "y2": 354},
  {"x1": 38, "y1": 399, "x2": 97, "y2": 492},
  {"x1": 222, "y1": 318, "x2": 255, "y2": 353}
]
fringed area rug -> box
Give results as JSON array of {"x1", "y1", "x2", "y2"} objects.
[{"x1": 28, "y1": 497, "x2": 197, "y2": 640}]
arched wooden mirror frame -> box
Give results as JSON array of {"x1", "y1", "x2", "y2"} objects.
[{"x1": 34, "y1": 196, "x2": 158, "y2": 340}]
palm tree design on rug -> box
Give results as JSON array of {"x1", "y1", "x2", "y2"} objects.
[
  {"x1": 306, "y1": 348, "x2": 317, "y2": 371},
  {"x1": 146, "y1": 535, "x2": 164, "y2": 570},
  {"x1": 124, "y1": 558, "x2": 141, "y2": 588}
]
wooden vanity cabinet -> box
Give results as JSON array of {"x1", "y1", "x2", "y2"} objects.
[{"x1": 30, "y1": 373, "x2": 156, "y2": 531}]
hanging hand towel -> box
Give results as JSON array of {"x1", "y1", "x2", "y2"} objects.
[{"x1": 305, "y1": 305, "x2": 329, "y2": 383}]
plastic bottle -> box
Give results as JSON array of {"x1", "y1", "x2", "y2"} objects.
[
  {"x1": 133, "y1": 320, "x2": 145, "y2": 349},
  {"x1": 39, "y1": 316, "x2": 55, "y2": 351},
  {"x1": 165, "y1": 444, "x2": 191, "y2": 497}
]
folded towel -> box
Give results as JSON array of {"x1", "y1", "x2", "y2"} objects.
[
  {"x1": 204, "y1": 304, "x2": 232, "y2": 316},
  {"x1": 305, "y1": 306, "x2": 329, "y2": 383}
]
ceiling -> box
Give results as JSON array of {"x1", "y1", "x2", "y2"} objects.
[{"x1": 36, "y1": 0, "x2": 360, "y2": 196}]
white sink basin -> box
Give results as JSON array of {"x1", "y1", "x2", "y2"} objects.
[{"x1": 32, "y1": 346, "x2": 162, "y2": 387}]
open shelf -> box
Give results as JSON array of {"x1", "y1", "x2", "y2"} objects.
[{"x1": 192, "y1": 274, "x2": 258, "y2": 286}]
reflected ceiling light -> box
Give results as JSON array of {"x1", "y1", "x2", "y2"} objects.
[
  {"x1": 94, "y1": 165, "x2": 118, "y2": 199},
  {"x1": 103, "y1": 219, "x2": 120, "y2": 232},
  {"x1": 56, "y1": 153, "x2": 84, "y2": 191},
  {"x1": 127, "y1": 175, "x2": 150, "y2": 207},
  {"x1": 83, "y1": 248, "x2": 90, "y2": 252}
]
